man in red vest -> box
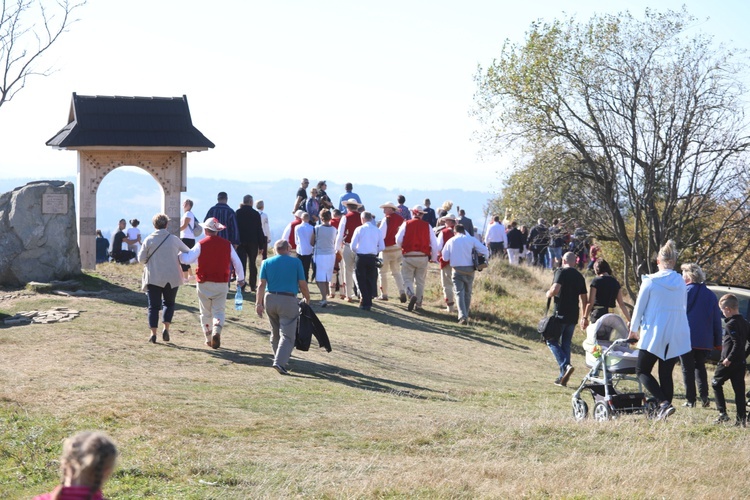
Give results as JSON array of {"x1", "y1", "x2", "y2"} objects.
[
  {"x1": 181, "y1": 218, "x2": 245, "y2": 349},
  {"x1": 336, "y1": 199, "x2": 363, "y2": 302},
  {"x1": 395, "y1": 205, "x2": 439, "y2": 311},
  {"x1": 377, "y1": 201, "x2": 407, "y2": 302},
  {"x1": 437, "y1": 214, "x2": 457, "y2": 313},
  {"x1": 281, "y1": 209, "x2": 305, "y2": 255}
]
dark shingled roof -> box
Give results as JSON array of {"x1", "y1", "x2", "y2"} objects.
[{"x1": 46, "y1": 93, "x2": 215, "y2": 149}]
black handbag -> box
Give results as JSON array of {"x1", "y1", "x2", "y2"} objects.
[
  {"x1": 537, "y1": 297, "x2": 562, "y2": 341},
  {"x1": 472, "y1": 249, "x2": 488, "y2": 271}
]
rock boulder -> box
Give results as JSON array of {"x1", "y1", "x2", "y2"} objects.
[{"x1": 0, "y1": 181, "x2": 82, "y2": 286}]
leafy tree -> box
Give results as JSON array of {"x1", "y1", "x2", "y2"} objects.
[
  {"x1": 0, "y1": 0, "x2": 85, "y2": 109},
  {"x1": 474, "y1": 8, "x2": 750, "y2": 291}
]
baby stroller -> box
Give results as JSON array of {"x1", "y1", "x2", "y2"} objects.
[{"x1": 571, "y1": 314, "x2": 656, "y2": 421}]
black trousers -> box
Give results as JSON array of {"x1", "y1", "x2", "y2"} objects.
[
  {"x1": 180, "y1": 238, "x2": 195, "y2": 272},
  {"x1": 636, "y1": 349, "x2": 678, "y2": 404},
  {"x1": 532, "y1": 247, "x2": 547, "y2": 267},
  {"x1": 297, "y1": 254, "x2": 312, "y2": 283},
  {"x1": 355, "y1": 254, "x2": 378, "y2": 310},
  {"x1": 112, "y1": 249, "x2": 136, "y2": 263},
  {"x1": 680, "y1": 349, "x2": 710, "y2": 404},
  {"x1": 488, "y1": 242, "x2": 505, "y2": 259},
  {"x1": 713, "y1": 362, "x2": 747, "y2": 420},
  {"x1": 237, "y1": 241, "x2": 259, "y2": 290}
]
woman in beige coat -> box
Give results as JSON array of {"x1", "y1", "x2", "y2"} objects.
[{"x1": 138, "y1": 213, "x2": 196, "y2": 343}]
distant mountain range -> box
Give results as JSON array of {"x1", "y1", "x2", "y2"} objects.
[{"x1": 0, "y1": 171, "x2": 496, "y2": 241}]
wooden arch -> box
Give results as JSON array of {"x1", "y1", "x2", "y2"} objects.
[{"x1": 46, "y1": 94, "x2": 214, "y2": 269}]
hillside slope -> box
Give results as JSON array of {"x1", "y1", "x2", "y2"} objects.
[{"x1": 1, "y1": 260, "x2": 748, "y2": 498}]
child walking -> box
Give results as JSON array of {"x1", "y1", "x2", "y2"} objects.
[
  {"x1": 713, "y1": 294, "x2": 749, "y2": 426},
  {"x1": 126, "y1": 218, "x2": 142, "y2": 260}
]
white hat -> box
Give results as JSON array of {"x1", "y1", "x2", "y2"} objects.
[
  {"x1": 343, "y1": 198, "x2": 362, "y2": 208},
  {"x1": 379, "y1": 201, "x2": 398, "y2": 210},
  {"x1": 442, "y1": 214, "x2": 457, "y2": 222},
  {"x1": 294, "y1": 209, "x2": 305, "y2": 218},
  {"x1": 201, "y1": 217, "x2": 226, "y2": 232},
  {"x1": 411, "y1": 205, "x2": 426, "y2": 215}
]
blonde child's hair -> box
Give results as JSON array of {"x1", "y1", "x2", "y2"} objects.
[{"x1": 54, "y1": 431, "x2": 118, "y2": 500}]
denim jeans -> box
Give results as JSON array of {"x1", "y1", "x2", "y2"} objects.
[
  {"x1": 547, "y1": 322, "x2": 575, "y2": 377},
  {"x1": 146, "y1": 283, "x2": 178, "y2": 328},
  {"x1": 547, "y1": 246, "x2": 563, "y2": 269}
]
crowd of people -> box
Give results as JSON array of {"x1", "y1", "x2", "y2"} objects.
[
  {"x1": 99, "y1": 181, "x2": 494, "y2": 376},
  {"x1": 93, "y1": 180, "x2": 749, "y2": 425},
  {"x1": 547, "y1": 240, "x2": 749, "y2": 425},
  {"x1": 484, "y1": 215, "x2": 596, "y2": 271}
]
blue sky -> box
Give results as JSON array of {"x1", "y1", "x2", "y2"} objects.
[{"x1": 0, "y1": 0, "x2": 747, "y2": 192}]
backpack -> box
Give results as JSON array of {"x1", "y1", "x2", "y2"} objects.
[{"x1": 189, "y1": 214, "x2": 203, "y2": 237}]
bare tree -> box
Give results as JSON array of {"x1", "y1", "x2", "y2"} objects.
[
  {"x1": 0, "y1": 0, "x2": 84, "y2": 109},
  {"x1": 474, "y1": 8, "x2": 750, "y2": 292}
]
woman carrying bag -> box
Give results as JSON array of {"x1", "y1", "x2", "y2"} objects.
[{"x1": 139, "y1": 213, "x2": 197, "y2": 344}]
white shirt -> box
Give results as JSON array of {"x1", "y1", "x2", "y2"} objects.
[
  {"x1": 295, "y1": 222, "x2": 315, "y2": 256},
  {"x1": 181, "y1": 210, "x2": 196, "y2": 239},
  {"x1": 441, "y1": 232, "x2": 489, "y2": 267},
  {"x1": 259, "y1": 210, "x2": 270, "y2": 240},
  {"x1": 350, "y1": 221, "x2": 385, "y2": 255},
  {"x1": 485, "y1": 222, "x2": 508, "y2": 246}
]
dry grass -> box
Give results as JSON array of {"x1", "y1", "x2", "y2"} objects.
[{"x1": 1, "y1": 259, "x2": 749, "y2": 498}]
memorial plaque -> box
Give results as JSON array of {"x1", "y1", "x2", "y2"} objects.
[{"x1": 42, "y1": 193, "x2": 68, "y2": 214}]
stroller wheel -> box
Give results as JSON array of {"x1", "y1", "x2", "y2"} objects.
[
  {"x1": 572, "y1": 399, "x2": 589, "y2": 421},
  {"x1": 593, "y1": 402, "x2": 611, "y2": 422}
]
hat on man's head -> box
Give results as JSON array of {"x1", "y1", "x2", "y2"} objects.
[
  {"x1": 379, "y1": 201, "x2": 398, "y2": 210},
  {"x1": 294, "y1": 209, "x2": 305, "y2": 218},
  {"x1": 442, "y1": 214, "x2": 457, "y2": 222},
  {"x1": 344, "y1": 198, "x2": 362, "y2": 208},
  {"x1": 201, "y1": 217, "x2": 226, "y2": 232},
  {"x1": 411, "y1": 205, "x2": 426, "y2": 215}
]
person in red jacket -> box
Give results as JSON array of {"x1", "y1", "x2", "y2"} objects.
[
  {"x1": 395, "y1": 205, "x2": 439, "y2": 311},
  {"x1": 377, "y1": 201, "x2": 407, "y2": 302},
  {"x1": 437, "y1": 214, "x2": 457, "y2": 313},
  {"x1": 181, "y1": 218, "x2": 245, "y2": 348},
  {"x1": 336, "y1": 199, "x2": 363, "y2": 302}
]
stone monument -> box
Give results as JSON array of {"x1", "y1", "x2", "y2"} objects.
[{"x1": 0, "y1": 180, "x2": 82, "y2": 286}]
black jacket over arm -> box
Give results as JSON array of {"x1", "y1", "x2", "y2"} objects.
[{"x1": 296, "y1": 301, "x2": 332, "y2": 352}]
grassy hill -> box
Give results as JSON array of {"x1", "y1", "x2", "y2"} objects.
[{"x1": 1, "y1": 260, "x2": 748, "y2": 498}]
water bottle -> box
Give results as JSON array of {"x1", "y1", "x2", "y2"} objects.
[{"x1": 234, "y1": 288, "x2": 243, "y2": 311}]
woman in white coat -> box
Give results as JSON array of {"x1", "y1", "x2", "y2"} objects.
[{"x1": 628, "y1": 240, "x2": 691, "y2": 420}]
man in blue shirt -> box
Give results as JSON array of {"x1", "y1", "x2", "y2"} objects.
[
  {"x1": 338, "y1": 182, "x2": 362, "y2": 212},
  {"x1": 256, "y1": 239, "x2": 311, "y2": 375},
  {"x1": 205, "y1": 191, "x2": 240, "y2": 246}
]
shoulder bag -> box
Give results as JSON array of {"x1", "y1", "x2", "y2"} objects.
[
  {"x1": 141, "y1": 233, "x2": 172, "y2": 292},
  {"x1": 537, "y1": 297, "x2": 563, "y2": 342},
  {"x1": 189, "y1": 213, "x2": 203, "y2": 237}
]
